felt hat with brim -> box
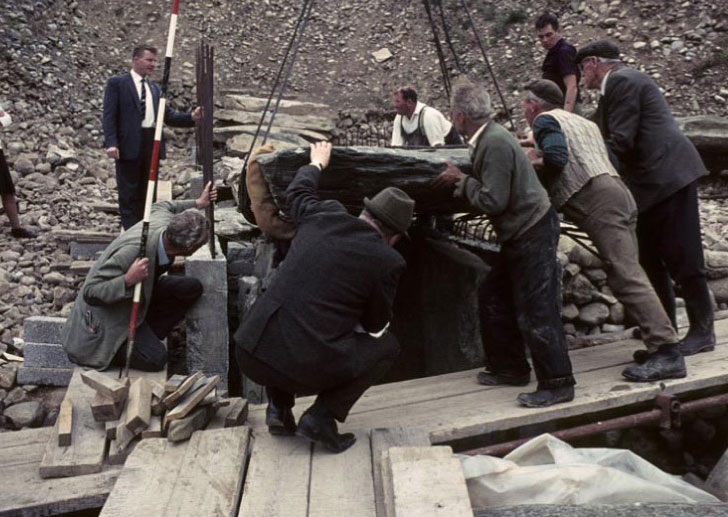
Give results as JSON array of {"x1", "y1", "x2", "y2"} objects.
[
  {"x1": 363, "y1": 187, "x2": 415, "y2": 235},
  {"x1": 576, "y1": 40, "x2": 620, "y2": 63},
  {"x1": 526, "y1": 79, "x2": 565, "y2": 107}
]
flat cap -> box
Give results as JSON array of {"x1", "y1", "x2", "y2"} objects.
[
  {"x1": 575, "y1": 40, "x2": 620, "y2": 63},
  {"x1": 525, "y1": 79, "x2": 564, "y2": 107}
]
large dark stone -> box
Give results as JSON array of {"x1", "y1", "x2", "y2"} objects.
[
  {"x1": 257, "y1": 146, "x2": 474, "y2": 214},
  {"x1": 677, "y1": 115, "x2": 728, "y2": 175}
]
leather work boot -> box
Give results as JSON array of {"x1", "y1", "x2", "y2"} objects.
[
  {"x1": 517, "y1": 386, "x2": 574, "y2": 408},
  {"x1": 296, "y1": 408, "x2": 356, "y2": 454},
  {"x1": 622, "y1": 343, "x2": 686, "y2": 382},
  {"x1": 265, "y1": 401, "x2": 297, "y2": 436},
  {"x1": 632, "y1": 349, "x2": 651, "y2": 365},
  {"x1": 679, "y1": 280, "x2": 716, "y2": 356},
  {"x1": 477, "y1": 370, "x2": 530, "y2": 387}
]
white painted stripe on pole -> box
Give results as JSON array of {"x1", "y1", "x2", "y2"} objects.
[
  {"x1": 132, "y1": 282, "x2": 142, "y2": 304},
  {"x1": 154, "y1": 99, "x2": 166, "y2": 141},
  {"x1": 166, "y1": 15, "x2": 178, "y2": 57},
  {"x1": 142, "y1": 180, "x2": 156, "y2": 221}
]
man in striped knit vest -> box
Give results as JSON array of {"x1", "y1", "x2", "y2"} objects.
[{"x1": 521, "y1": 79, "x2": 686, "y2": 382}]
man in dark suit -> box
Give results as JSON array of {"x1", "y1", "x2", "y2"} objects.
[
  {"x1": 577, "y1": 40, "x2": 715, "y2": 381},
  {"x1": 235, "y1": 142, "x2": 414, "y2": 454},
  {"x1": 103, "y1": 45, "x2": 202, "y2": 229}
]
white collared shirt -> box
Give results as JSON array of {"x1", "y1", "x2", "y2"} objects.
[
  {"x1": 391, "y1": 101, "x2": 453, "y2": 146},
  {"x1": 130, "y1": 69, "x2": 155, "y2": 128},
  {"x1": 0, "y1": 103, "x2": 10, "y2": 150},
  {"x1": 467, "y1": 121, "x2": 489, "y2": 157},
  {"x1": 600, "y1": 70, "x2": 613, "y2": 96}
]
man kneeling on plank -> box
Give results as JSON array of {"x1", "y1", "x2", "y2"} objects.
[
  {"x1": 235, "y1": 142, "x2": 414, "y2": 453},
  {"x1": 61, "y1": 183, "x2": 217, "y2": 372}
]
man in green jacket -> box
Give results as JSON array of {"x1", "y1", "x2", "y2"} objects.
[
  {"x1": 433, "y1": 78, "x2": 575, "y2": 408},
  {"x1": 61, "y1": 183, "x2": 217, "y2": 371}
]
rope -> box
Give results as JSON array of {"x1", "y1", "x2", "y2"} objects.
[
  {"x1": 422, "y1": 0, "x2": 452, "y2": 99},
  {"x1": 436, "y1": 0, "x2": 464, "y2": 74},
  {"x1": 237, "y1": 0, "x2": 312, "y2": 217},
  {"x1": 458, "y1": 0, "x2": 515, "y2": 131}
]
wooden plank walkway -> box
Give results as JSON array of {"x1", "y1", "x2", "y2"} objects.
[
  {"x1": 0, "y1": 428, "x2": 121, "y2": 516},
  {"x1": 247, "y1": 317, "x2": 728, "y2": 444}
]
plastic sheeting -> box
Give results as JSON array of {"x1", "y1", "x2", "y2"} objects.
[{"x1": 459, "y1": 433, "x2": 720, "y2": 507}]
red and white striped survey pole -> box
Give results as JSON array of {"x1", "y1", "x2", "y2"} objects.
[{"x1": 123, "y1": 0, "x2": 181, "y2": 378}]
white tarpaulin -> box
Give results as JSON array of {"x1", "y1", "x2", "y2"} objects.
[{"x1": 459, "y1": 433, "x2": 719, "y2": 507}]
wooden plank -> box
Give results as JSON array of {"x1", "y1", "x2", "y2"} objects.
[
  {"x1": 107, "y1": 435, "x2": 139, "y2": 466},
  {"x1": 371, "y1": 428, "x2": 431, "y2": 517},
  {"x1": 100, "y1": 428, "x2": 250, "y2": 517},
  {"x1": 151, "y1": 381, "x2": 165, "y2": 416},
  {"x1": 157, "y1": 180, "x2": 173, "y2": 202},
  {"x1": 386, "y1": 446, "x2": 472, "y2": 517},
  {"x1": 51, "y1": 229, "x2": 118, "y2": 242},
  {"x1": 0, "y1": 428, "x2": 121, "y2": 517},
  {"x1": 167, "y1": 405, "x2": 216, "y2": 442},
  {"x1": 125, "y1": 378, "x2": 152, "y2": 434},
  {"x1": 246, "y1": 318, "x2": 728, "y2": 445},
  {"x1": 225, "y1": 398, "x2": 249, "y2": 427},
  {"x1": 39, "y1": 368, "x2": 107, "y2": 479},
  {"x1": 308, "y1": 429, "x2": 375, "y2": 517},
  {"x1": 164, "y1": 374, "x2": 187, "y2": 393},
  {"x1": 162, "y1": 371, "x2": 204, "y2": 409},
  {"x1": 165, "y1": 376, "x2": 220, "y2": 421},
  {"x1": 141, "y1": 415, "x2": 163, "y2": 439},
  {"x1": 58, "y1": 398, "x2": 73, "y2": 447},
  {"x1": 91, "y1": 391, "x2": 124, "y2": 422},
  {"x1": 80, "y1": 370, "x2": 129, "y2": 402},
  {"x1": 239, "y1": 433, "x2": 311, "y2": 517}
]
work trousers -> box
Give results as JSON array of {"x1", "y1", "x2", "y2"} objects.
[
  {"x1": 116, "y1": 128, "x2": 155, "y2": 230},
  {"x1": 237, "y1": 335, "x2": 398, "y2": 423},
  {"x1": 561, "y1": 174, "x2": 678, "y2": 351},
  {"x1": 479, "y1": 208, "x2": 575, "y2": 390},
  {"x1": 635, "y1": 180, "x2": 712, "y2": 328},
  {"x1": 111, "y1": 275, "x2": 203, "y2": 371}
]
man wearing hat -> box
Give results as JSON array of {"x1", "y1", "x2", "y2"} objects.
[
  {"x1": 434, "y1": 78, "x2": 576, "y2": 408},
  {"x1": 522, "y1": 79, "x2": 684, "y2": 382},
  {"x1": 577, "y1": 40, "x2": 715, "y2": 370},
  {"x1": 235, "y1": 142, "x2": 414, "y2": 453}
]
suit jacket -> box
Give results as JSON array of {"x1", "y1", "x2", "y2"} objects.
[
  {"x1": 102, "y1": 72, "x2": 194, "y2": 161},
  {"x1": 61, "y1": 199, "x2": 197, "y2": 369},
  {"x1": 235, "y1": 165, "x2": 405, "y2": 388},
  {"x1": 594, "y1": 66, "x2": 707, "y2": 212}
]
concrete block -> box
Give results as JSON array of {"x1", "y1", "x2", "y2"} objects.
[
  {"x1": 185, "y1": 236, "x2": 229, "y2": 391},
  {"x1": 226, "y1": 241, "x2": 256, "y2": 277},
  {"x1": 70, "y1": 241, "x2": 108, "y2": 259},
  {"x1": 23, "y1": 342, "x2": 75, "y2": 369},
  {"x1": 23, "y1": 316, "x2": 67, "y2": 345},
  {"x1": 17, "y1": 366, "x2": 73, "y2": 386}
]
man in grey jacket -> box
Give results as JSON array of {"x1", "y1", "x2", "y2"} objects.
[
  {"x1": 62, "y1": 183, "x2": 216, "y2": 371},
  {"x1": 577, "y1": 40, "x2": 714, "y2": 380}
]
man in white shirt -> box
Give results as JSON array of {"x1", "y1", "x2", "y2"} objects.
[
  {"x1": 390, "y1": 87, "x2": 462, "y2": 147},
  {"x1": 102, "y1": 45, "x2": 202, "y2": 229}
]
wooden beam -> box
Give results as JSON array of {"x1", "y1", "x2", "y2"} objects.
[
  {"x1": 164, "y1": 374, "x2": 186, "y2": 393},
  {"x1": 167, "y1": 405, "x2": 217, "y2": 442},
  {"x1": 57, "y1": 398, "x2": 73, "y2": 447},
  {"x1": 141, "y1": 415, "x2": 163, "y2": 439},
  {"x1": 90, "y1": 391, "x2": 124, "y2": 422},
  {"x1": 225, "y1": 398, "x2": 249, "y2": 427},
  {"x1": 165, "y1": 376, "x2": 220, "y2": 422},
  {"x1": 150, "y1": 381, "x2": 165, "y2": 416},
  {"x1": 161, "y1": 371, "x2": 204, "y2": 410},
  {"x1": 51, "y1": 229, "x2": 117, "y2": 243},
  {"x1": 80, "y1": 370, "x2": 129, "y2": 403},
  {"x1": 125, "y1": 378, "x2": 152, "y2": 435}
]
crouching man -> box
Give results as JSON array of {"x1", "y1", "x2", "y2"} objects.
[
  {"x1": 235, "y1": 142, "x2": 414, "y2": 454},
  {"x1": 62, "y1": 183, "x2": 217, "y2": 371}
]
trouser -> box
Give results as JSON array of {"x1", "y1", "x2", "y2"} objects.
[
  {"x1": 561, "y1": 175, "x2": 678, "y2": 351},
  {"x1": 478, "y1": 208, "x2": 575, "y2": 390},
  {"x1": 237, "y1": 341, "x2": 397, "y2": 423},
  {"x1": 116, "y1": 128, "x2": 155, "y2": 230},
  {"x1": 635, "y1": 180, "x2": 713, "y2": 330},
  {"x1": 111, "y1": 275, "x2": 203, "y2": 371}
]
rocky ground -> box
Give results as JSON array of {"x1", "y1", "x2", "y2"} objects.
[{"x1": 0, "y1": 1, "x2": 727, "y2": 428}]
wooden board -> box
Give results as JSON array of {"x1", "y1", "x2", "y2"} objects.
[
  {"x1": 100, "y1": 427, "x2": 250, "y2": 517},
  {"x1": 39, "y1": 368, "x2": 108, "y2": 478},
  {"x1": 125, "y1": 378, "x2": 152, "y2": 434},
  {"x1": 386, "y1": 446, "x2": 472, "y2": 517},
  {"x1": 142, "y1": 415, "x2": 163, "y2": 439},
  {"x1": 246, "y1": 318, "x2": 728, "y2": 445},
  {"x1": 239, "y1": 433, "x2": 312, "y2": 516},
  {"x1": 371, "y1": 428, "x2": 431, "y2": 517},
  {"x1": 0, "y1": 428, "x2": 121, "y2": 517},
  {"x1": 91, "y1": 391, "x2": 124, "y2": 422},
  {"x1": 81, "y1": 370, "x2": 129, "y2": 402},
  {"x1": 308, "y1": 429, "x2": 376, "y2": 517},
  {"x1": 166, "y1": 376, "x2": 219, "y2": 421},
  {"x1": 58, "y1": 397, "x2": 73, "y2": 447},
  {"x1": 162, "y1": 371, "x2": 203, "y2": 409}
]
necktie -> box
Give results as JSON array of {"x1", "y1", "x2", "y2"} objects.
[{"x1": 140, "y1": 76, "x2": 147, "y2": 117}]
